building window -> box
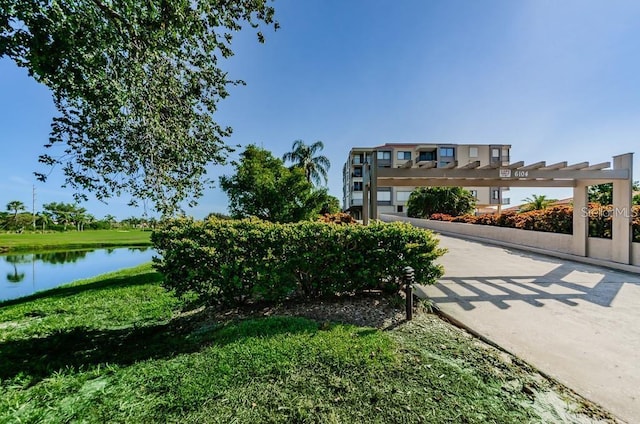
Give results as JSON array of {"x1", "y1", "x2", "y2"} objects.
[
  {"x1": 418, "y1": 151, "x2": 436, "y2": 161},
  {"x1": 353, "y1": 167, "x2": 362, "y2": 177},
  {"x1": 491, "y1": 148, "x2": 500, "y2": 159},
  {"x1": 377, "y1": 151, "x2": 391, "y2": 160},
  {"x1": 396, "y1": 151, "x2": 412, "y2": 161},
  {"x1": 353, "y1": 154, "x2": 362, "y2": 164},
  {"x1": 396, "y1": 191, "x2": 412, "y2": 202},
  {"x1": 353, "y1": 182, "x2": 363, "y2": 191},
  {"x1": 492, "y1": 189, "x2": 500, "y2": 200},
  {"x1": 469, "y1": 147, "x2": 478, "y2": 158},
  {"x1": 397, "y1": 205, "x2": 404, "y2": 213},
  {"x1": 377, "y1": 191, "x2": 391, "y2": 202},
  {"x1": 440, "y1": 147, "x2": 455, "y2": 157},
  {"x1": 470, "y1": 190, "x2": 477, "y2": 198}
]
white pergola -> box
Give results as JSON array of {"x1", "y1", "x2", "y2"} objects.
[{"x1": 362, "y1": 153, "x2": 634, "y2": 265}]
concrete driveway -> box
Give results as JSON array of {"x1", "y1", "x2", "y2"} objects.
[{"x1": 417, "y1": 234, "x2": 640, "y2": 423}]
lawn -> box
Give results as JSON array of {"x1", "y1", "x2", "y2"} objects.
[
  {"x1": 0, "y1": 265, "x2": 610, "y2": 423},
  {"x1": 0, "y1": 230, "x2": 152, "y2": 253}
]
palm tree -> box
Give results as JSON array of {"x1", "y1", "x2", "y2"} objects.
[
  {"x1": 36, "y1": 212, "x2": 53, "y2": 232},
  {"x1": 520, "y1": 194, "x2": 557, "y2": 212},
  {"x1": 282, "y1": 140, "x2": 330, "y2": 186},
  {"x1": 6, "y1": 200, "x2": 26, "y2": 226},
  {"x1": 104, "y1": 214, "x2": 117, "y2": 229}
]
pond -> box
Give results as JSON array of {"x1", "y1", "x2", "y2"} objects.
[{"x1": 0, "y1": 247, "x2": 156, "y2": 302}]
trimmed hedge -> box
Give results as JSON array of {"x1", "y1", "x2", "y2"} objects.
[
  {"x1": 429, "y1": 204, "x2": 640, "y2": 242},
  {"x1": 152, "y1": 218, "x2": 445, "y2": 306}
]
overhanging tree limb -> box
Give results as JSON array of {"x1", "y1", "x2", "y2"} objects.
[{"x1": 0, "y1": 0, "x2": 277, "y2": 215}]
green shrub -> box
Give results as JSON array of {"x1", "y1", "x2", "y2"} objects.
[
  {"x1": 152, "y1": 219, "x2": 445, "y2": 306},
  {"x1": 407, "y1": 187, "x2": 476, "y2": 218}
]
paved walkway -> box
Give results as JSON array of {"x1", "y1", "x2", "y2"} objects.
[{"x1": 416, "y1": 234, "x2": 640, "y2": 423}]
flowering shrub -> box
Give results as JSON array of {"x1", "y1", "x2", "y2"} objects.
[
  {"x1": 429, "y1": 213, "x2": 454, "y2": 221},
  {"x1": 451, "y1": 215, "x2": 477, "y2": 223},
  {"x1": 633, "y1": 209, "x2": 640, "y2": 242},
  {"x1": 426, "y1": 204, "x2": 639, "y2": 242},
  {"x1": 318, "y1": 213, "x2": 358, "y2": 225}
]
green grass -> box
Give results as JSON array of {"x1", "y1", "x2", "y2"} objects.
[
  {"x1": 0, "y1": 230, "x2": 152, "y2": 253},
  {"x1": 0, "y1": 266, "x2": 559, "y2": 423}
]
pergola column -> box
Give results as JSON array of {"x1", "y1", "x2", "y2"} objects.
[
  {"x1": 371, "y1": 154, "x2": 378, "y2": 221},
  {"x1": 362, "y1": 183, "x2": 369, "y2": 225},
  {"x1": 612, "y1": 153, "x2": 633, "y2": 264},
  {"x1": 572, "y1": 182, "x2": 589, "y2": 257}
]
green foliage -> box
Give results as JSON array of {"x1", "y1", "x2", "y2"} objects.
[
  {"x1": 204, "y1": 212, "x2": 232, "y2": 220},
  {"x1": 589, "y1": 184, "x2": 613, "y2": 205},
  {"x1": 282, "y1": 139, "x2": 331, "y2": 186},
  {"x1": 152, "y1": 218, "x2": 445, "y2": 306},
  {"x1": 5, "y1": 200, "x2": 25, "y2": 216},
  {"x1": 589, "y1": 181, "x2": 640, "y2": 205},
  {"x1": 42, "y1": 201, "x2": 90, "y2": 230},
  {"x1": 1, "y1": 1, "x2": 277, "y2": 215},
  {"x1": 316, "y1": 188, "x2": 341, "y2": 214},
  {"x1": 519, "y1": 194, "x2": 558, "y2": 212},
  {"x1": 220, "y1": 145, "x2": 331, "y2": 222},
  {"x1": 585, "y1": 204, "x2": 640, "y2": 240},
  {"x1": 407, "y1": 187, "x2": 476, "y2": 218}
]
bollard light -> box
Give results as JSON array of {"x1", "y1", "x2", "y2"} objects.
[{"x1": 403, "y1": 266, "x2": 415, "y2": 321}]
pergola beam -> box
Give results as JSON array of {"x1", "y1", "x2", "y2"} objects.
[
  {"x1": 460, "y1": 160, "x2": 481, "y2": 169},
  {"x1": 376, "y1": 167, "x2": 629, "y2": 181},
  {"x1": 505, "y1": 161, "x2": 525, "y2": 169},
  {"x1": 540, "y1": 161, "x2": 568, "y2": 170},
  {"x1": 417, "y1": 161, "x2": 436, "y2": 168},
  {"x1": 478, "y1": 163, "x2": 500, "y2": 170},
  {"x1": 584, "y1": 161, "x2": 610, "y2": 171},
  {"x1": 376, "y1": 178, "x2": 577, "y2": 187},
  {"x1": 562, "y1": 161, "x2": 590, "y2": 170},
  {"x1": 519, "y1": 161, "x2": 546, "y2": 170}
]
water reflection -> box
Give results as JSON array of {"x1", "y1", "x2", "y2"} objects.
[
  {"x1": 6, "y1": 270, "x2": 25, "y2": 283},
  {"x1": 0, "y1": 247, "x2": 154, "y2": 302},
  {"x1": 5, "y1": 255, "x2": 29, "y2": 283},
  {"x1": 34, "y1": 250, "x2": 90, "y2": 264}
]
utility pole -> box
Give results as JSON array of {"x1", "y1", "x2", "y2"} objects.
[{"x1": 32, "y1": 185, "x2": 36, "y2": 232}]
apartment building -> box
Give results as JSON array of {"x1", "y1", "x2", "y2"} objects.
[{"x1": 343, "y1": 143, "x2": 511, "y2": 218}]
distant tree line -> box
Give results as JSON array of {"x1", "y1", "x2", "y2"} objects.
[{"x1": 1, "y1": 201, "x2": 157, "y2": 232}]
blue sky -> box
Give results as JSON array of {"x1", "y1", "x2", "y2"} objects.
[{"x1": 1, "y1": 0, "x2": 639, "y2": 219}]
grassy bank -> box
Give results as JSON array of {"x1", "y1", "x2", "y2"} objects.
[
  {"x1": 0, "y1": 266, "x2": 609, "y2": 423},
  {"x1": 0, "y1": 230, "x2": 152, "y2": 253}
]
